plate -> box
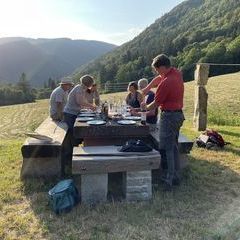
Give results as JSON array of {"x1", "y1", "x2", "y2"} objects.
[
  {"x1": 25, "y1": 132, "x2": 53, "y2": 142},
  {"x1": 78, "y1": 113, "x2": 96, "y2": 117},
  {"x1": 117, "y1": 120, "x2": 136, "y2": 125},
  {"x1": 77, "y1": 117, "x2": 95, "y2": 122},
  {"x1": 80, "y1": 109, "x2": 94, "y2": 113},
  {"x1": 87, "y1": 120, "x2": 106, "y2": 125},
  {"x1": 124, "y1": 116, "x2": 141, "y2": 121}
]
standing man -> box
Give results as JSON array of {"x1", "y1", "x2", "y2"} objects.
[
  {"x1": 142, "y1": 54, "x2": 185, "y2": 190},
  {"x1": 49, "y1": 77, "x2": 73, "y2": 121}
]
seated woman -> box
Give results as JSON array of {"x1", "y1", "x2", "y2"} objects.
[
  {"x1": 63, "y1": 75, "x2": 96, "y2": 130},
  {"x1": 85, "y1": 83, "x2": 100, "y2": 106},
  {"x1": 130, "y1": 78, "x2": 158, "y2": 124},
  {"x1": 125, "y1": 81, "x2": 143, "y2": 108}
]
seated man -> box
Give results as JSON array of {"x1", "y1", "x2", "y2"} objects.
[
  {"x1": 130, "y1": 78, "x2": 158, "y2": 124},
  {"x1": 49, "y1": 77, "x2": 73, "y2": 121}
]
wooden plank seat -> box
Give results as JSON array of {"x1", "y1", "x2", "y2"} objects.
[
  {"x1": 149, "y1": 127, "x2": 194, "y2": 169},
  {"x1": 72, "y1": 146, "x2": 161, "y2": 204},
  {"x1": 21, "y1": 117, "x2": 68, "y2": 178}
]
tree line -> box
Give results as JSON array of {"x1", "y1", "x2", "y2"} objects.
[{"x1": 0, "y1": 73, "x2": 59, "y2": 106}]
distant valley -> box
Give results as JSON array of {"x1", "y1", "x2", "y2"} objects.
[{"x1": 0, "y1": 37, "x2": 116, "y2": 87}]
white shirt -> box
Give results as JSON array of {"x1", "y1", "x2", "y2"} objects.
[
  {"x1": 64, "y1": 84, "x2": 88, "y2": 115},
  {"x1": 49, "y1": 86, "x2": 68, "y2": 117}
]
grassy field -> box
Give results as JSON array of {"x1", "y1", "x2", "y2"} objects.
[{"x1": 0, "y1": 72, "x2": 240, "y2": 239}]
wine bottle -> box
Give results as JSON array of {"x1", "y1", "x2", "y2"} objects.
[{"x1": 141, "y1": 105, "x2": 147, "y2": 125}]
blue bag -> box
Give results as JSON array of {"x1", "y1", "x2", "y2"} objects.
[{"x1": 48, "y1": 179, "x2": 79, "y2": 214}]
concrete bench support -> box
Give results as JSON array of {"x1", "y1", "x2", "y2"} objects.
[
  {"x1": 81, "y1": 174, "x2": 108, "y2": 205},
  {"x1": 124, "y1": 170, "x2": 152, "y2": 201}
]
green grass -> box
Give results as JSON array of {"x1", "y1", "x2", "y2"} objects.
[{"x1": 0, "y1": 72, "x2": 240, "y2": 239}]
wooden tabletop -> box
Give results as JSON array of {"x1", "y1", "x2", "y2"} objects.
[{"x1": 73, "y1": 119, "x2": 149, "y2": 139}]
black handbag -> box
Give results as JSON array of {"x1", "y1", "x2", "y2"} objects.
[{"x1": 119, "y1": 139, "x2": 153, "y2": 152}]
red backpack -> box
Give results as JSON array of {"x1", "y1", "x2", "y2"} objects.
[
  {"x1": 196, "y1": 129, "x2": 229, "y2": 149},
  {"x1": 205, "y1": 129, "x2": 226, "y2": 147}
]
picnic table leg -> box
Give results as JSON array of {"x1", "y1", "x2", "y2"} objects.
[
  {"x1": 123, "y1": 170, "x2": 152, "y2": 201},
  {"x1": 80, "y1": 174, "x2": 108, "y2": 205}
]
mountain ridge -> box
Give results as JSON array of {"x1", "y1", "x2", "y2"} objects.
[{"x1": 0, "y1": 38, "x2": 116, "y2": 87}]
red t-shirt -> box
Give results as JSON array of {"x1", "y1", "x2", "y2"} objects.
[{"x1": 154, "y1": 67, "x2": 184, "y2": 111}]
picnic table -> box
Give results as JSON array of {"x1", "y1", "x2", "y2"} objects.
[
  {"x1": 72, "y1": 114, "x2": 161, "y2": 204},
  {"x1": 73, "y1": 117, "x2": 150, "y2": 146},
  {"x1": 20, "y1": 111, "x2": 193, "y2": 204}
]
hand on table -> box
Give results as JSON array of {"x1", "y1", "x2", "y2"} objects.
[
  {"x1": 140, "y1": 102, "x2": 147, "y2": 110},
  {"x1": 90, "y1": 105, "x2": 97, "y2": 111}
]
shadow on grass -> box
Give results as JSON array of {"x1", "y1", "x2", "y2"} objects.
[
  {"x1": 220, "y1": 129, "x2": 240, "y2": 139},
  {"x1": 223, "y1": 146, "x2": 240, "y2": 156},
  {"x1": 22, "y1": 155, "x2": 240, "y2": 240}
]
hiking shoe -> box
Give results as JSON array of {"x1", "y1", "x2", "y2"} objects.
[
  {"x1": 172, "y1": 177, "x2": 181, "y2": 186},
  {"x1": 162, "y1": 182, "x2": 172, "y2": 192}
]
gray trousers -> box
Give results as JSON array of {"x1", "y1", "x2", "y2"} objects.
[{"x1": 159, "y1": 111, "x2": 185, "y2": 184}]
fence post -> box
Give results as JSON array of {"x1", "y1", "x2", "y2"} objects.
[{"x1": 193, "y1": 63, "x2": 210, "y2": 131}]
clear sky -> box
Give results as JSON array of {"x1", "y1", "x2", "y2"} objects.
[{"x1": 0, "y1": 0, "x2": 184, "y2": 45}]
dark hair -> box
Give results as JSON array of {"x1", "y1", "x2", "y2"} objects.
[
  {"x1": 80, "y1": 75, "x2": 94, "y2": 87},
  {"x1": 152, "y1": 54, "x2": 171, "y2": 68},
  {"x1": 128, "y1": 81, "x2": 138, "y2": 91}
]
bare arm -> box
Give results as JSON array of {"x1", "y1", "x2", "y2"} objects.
[
  {"x1": 141, "y1": 101, "x2": 158, "y2": 111},
  {"x1": 147, "y1": 101, "x2": 158, "y2": 111},
  {"x1": 94, "y1": 91, "x2": 100, "y2": 106},
  {"x1": 56, "y1": 102, "x2": 64, "y2": 120},
  {"x1": 142, "y1": 76, "x2": 162, "y2": 95},
  {"x1": 137, "y1": 92, "x2": 144, "y2": 104},
  {"x1": 76, "y1": 92, "x2": 96, "y2": 110}
]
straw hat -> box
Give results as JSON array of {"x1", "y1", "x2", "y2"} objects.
[{"x1": 60, "y1": 77, "x2": 74, "y2": 85}]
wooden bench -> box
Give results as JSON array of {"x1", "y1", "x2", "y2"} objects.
[
  {"x1": 21, "y1": 117, "x2": 69, "y2": 178},
  {"x1": 72, "y1": 146, "x2": 161, "y2": 204},
  {"x1": 149, "y1": 127, "x2": 194, "y2": 168}
]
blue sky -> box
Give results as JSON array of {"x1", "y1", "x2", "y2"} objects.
[{"x1": 0, "y1": 0, "x2": 184, "y2": 45}]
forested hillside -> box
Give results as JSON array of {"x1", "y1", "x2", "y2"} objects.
[{"x1": 74, "y1": 0, "x2": 240, "y2": 86}]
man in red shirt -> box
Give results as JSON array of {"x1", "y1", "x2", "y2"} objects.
[{"x1": 142, "y1": 54, "x2": 185, "y2": 191}]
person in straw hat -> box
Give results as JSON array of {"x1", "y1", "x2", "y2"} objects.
[
  {"x1": 49, "y1": 77, "x2": 74, "y2": 121},
  {"x1": 63, "y1": 74, "x2": 96, "y2": 130}
]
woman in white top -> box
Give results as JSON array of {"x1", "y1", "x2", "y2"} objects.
[{"x1": 64, "y1": 75, "x2": 96, "y2": 130}]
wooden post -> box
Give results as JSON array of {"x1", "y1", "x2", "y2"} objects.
[{"x1": 193, "y1": 63, "x2": 210, "y2": 131}]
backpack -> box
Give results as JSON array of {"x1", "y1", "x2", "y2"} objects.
[
  {"x1": 48, "y1": 179, "x2": 80, "y2": 214},
  {"x1": 205, "y1": 129, "x2": 225, "y2": 147},
  {"x1": 196, "y1": 129, "x2": 229, "y2": 149}
]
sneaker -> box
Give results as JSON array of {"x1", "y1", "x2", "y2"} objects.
[{"x1": 172, "y1": 177, "x2": 181, "y2": 186}]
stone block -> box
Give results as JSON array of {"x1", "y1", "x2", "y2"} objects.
[
  {"x1": 81, "y1": 173, "x2": 108, "y2": 205},
  {"x1": 124, "y1": 170, "x2": 152, "y2": 201}
]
